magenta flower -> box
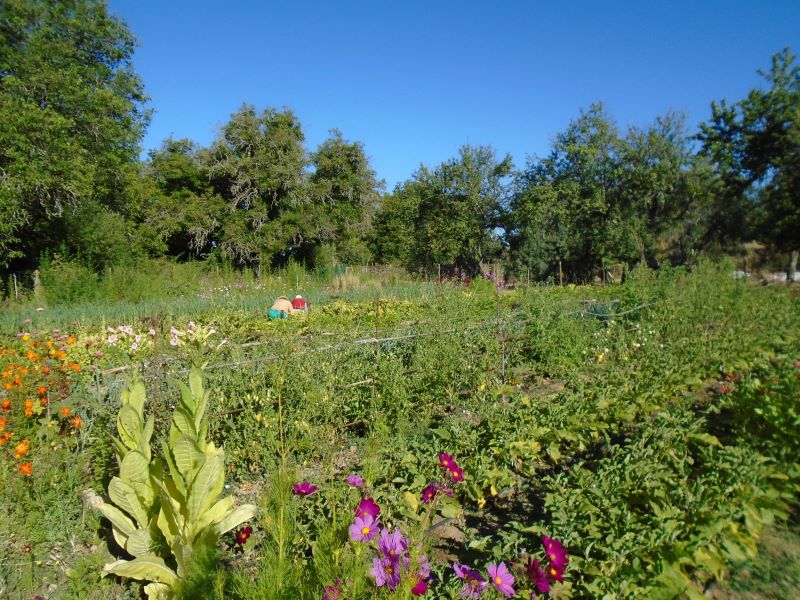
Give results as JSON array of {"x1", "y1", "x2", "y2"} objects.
[
  {"x1": 453, "y1": 563, "x2": 489, "y2": 599},
  {"x1": 371, "y1": 556, "x2": 402, "y2": 590},
  {"x1": 421, "y1": 484, "x2": 437, "y2": 504},
  {"x1": 292, "y1": 481, "x2": 318, "y2": 496},
  {"x1": 546, "y1": 561, "x2": 566, "y2": 583},
  {"x1": 377, "y1": 528, "x2": 408, "y2": 560},
  {"x1": 322, "y1": 579, "x2": 341, "y2": 600},
  {"x1": 487, "y1": 562, "x2": 515, "y2": 598},
  {"x1": 349, "y1": 514, "x2": 380, "y2": 543},
  {"x1": 354, "y1": 497, "x2": 380, "y2": 519},
  {"x1": 234, "y1": 526, "x2": 252, "y2": 546},
  {"x1": 447, "y1": 463, "x2": 464, "y2": 483},
  {"x1": 541, "y1": 535, "x2": 569, "y2": 570},
  {"x1": 438, "y1": 452, "x2": 455, "y2": 469},
  {"x1": 346, "y1": 473, "x2": 364, "y2": 488},
  {"x1": 527, "y1": 558, "x2": 550, "y2": 593},
  {"x1": 411, "y1": 577, "x2": 428, "y2": 596}
]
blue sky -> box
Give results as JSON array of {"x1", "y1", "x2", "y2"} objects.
[{"x1": 108, "y1": 0, "x2": 800, "y2": 190}]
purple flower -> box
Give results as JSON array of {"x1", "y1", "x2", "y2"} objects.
[
  {"x1": 438, "y1": 452, "x2": 455, "y2": 469},
  {"x1": 346, "y1": 473, "x2": 364, "y2": 488},
  {"x1": 454, "y1": 564, "x2": 488, "y2": 599},
  {"x1": 421, "y1": 484, "x2": 437, "y2": 504},
  {"x1": 322, "y1": 579, "x2": 341, "y2": 600},
  {"x1": 371, "y1": 556, "x2": 402, "y2": 590},
  {"x1": 527, "y1": 558, "x2": 550, "y2": 593},
  {"x1": 349, "y1": 514, "x2": 379, "y2": 543},
  {"x1": 354, "y1": 497, "x2": 380, "y2": 519},
  {"x1": 417, "y1": 554, "x2": 431, "y2": 579},
  {"x1": 377, "y1": 527, "x2": 408, "y2": 560},
  {"x1": 292, "y1": 481, "x2": 318, "y2": 496},
  {"x1": 541, "y1": 535, "x2": 569, "y2": 570},
  {"x1": 487, "y1": 562, "x2": 515, "y2": 598}
]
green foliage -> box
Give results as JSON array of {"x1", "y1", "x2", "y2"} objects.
[
  {"x1": 0, "y1": 0, "x2": 148, "y2": 271},
  {"x1": 698, "y1": 47, "x2": 800, "y2": 256},
  {"x1": 96, "y1": 370, "x2": 256, "y2": 599}
]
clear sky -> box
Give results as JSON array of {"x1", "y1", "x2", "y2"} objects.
[{"x1": 107, "y1": 0, "x2": 800, "y2": 190}]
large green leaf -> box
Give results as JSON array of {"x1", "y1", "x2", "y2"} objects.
[
  {"x1": 171, "y1": 407, "x2": 194, "y2": 439},
  {"x1": 97, "y1": 502, "x2": 136, "y2": 538},
  {"x1": 141, "y1": 415, "x2": 155, "y2": 459},
  {"x1": 126, "y1": 527, "x2": 155, "y2": 558},
  {"x1": 103, "y1": 555, "x2": 178, "y2": 586},
  {"x1": 172, "y1": 436, "x2": 204, "y2": 480},
  {"x1": 109, "y1": 477, "x2": 149, "y2": 528},
  {"x1": 212, "y1": 504, "x2": 257, "y2": 536},
  {"x1": 143, "y1": 582, "x2": 172, "y2": 600},
  {"x1": 117, "y1": 404, "x2": 143, "y2": 450},
  {"x1": 160, "y1": 441, "x2": 186, "y2": 499},
  {"x1": 187, "y1": 452, "x2": 224, "y2": 521},
  {"x1": 126, "y1": 381, "x2": 147, "y2": 416},
  {"x1": 120, "y1": 450, "x2": 152, "y2": 500},
  {"x1": 193, "y1": 496, "x2": 234, "y2": 535}
]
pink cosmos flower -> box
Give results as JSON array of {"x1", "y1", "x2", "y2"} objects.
[
  {"x1": 454, "y1": 563, "x2": 489, "y2": 599},
  {"x1": 541, "y1": 535, "x2": 569, "y2": 570},
  {"x1": 438, "y1": 452, "x2": 454, "y2": 468},
  {"x1": 487, "y1": 562, "x2": 515, "y2": 598},
  {"x1": 292, "y1": 481, "x2": 318, "y2": 496},
  {"x1": 421, "y1": 484, "x2": 437, "y2": 504},
  {"x1": 371, "y1": 556, "x2": 402, "y2": 590},
  {"x1": 349, "y1": 514, "x2": 379, "y2": 543},
  {"x1": 527, "y1": 558, "x2": 550, "y2": 593},
  {"x1": 447, "y1": 464, "x2": 464, "y2": 483},
  {"x1": 377, "y1": 528, "x2": 408, "y2": 561},
  {"x1": 354, "y1": 497, "x2": 380, "y2": 519},
  {"x1": 346, "y1": 473, "x2": 364, "y2": 488},
  {"x1": 411, "y1": 577, "x2": 428, "y2": 596}
]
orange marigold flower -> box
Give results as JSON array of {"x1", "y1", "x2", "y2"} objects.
[
  {"x1": 0, "y1": 416, "x2": 6, "y2": 431},
  {"x1": 70, "y1": 416, "x2": 83, "y2": 430},
  {"x1": 4, "y1": 382, "x2": 12, "y2": 391},
  {"x1": 0, "y1": 431, "x2": 12, "y2": 445},
  {"x1": 24, "y1": 399, "x2": 34, "y2": 416},
  {"x1": 42, "y1": 366, "x2": 50, "y2": 375},
  {"x1": 46, "y1": 341, "x2": 53, "y2": 347},
  {"x1": 1, "y1": 398, "x2": 10, "y2": 411},
  {"x1": 71, "y1": 363, "x2": 81, "y2": 372},
  {"x1": 60, "y1": 406, "x2": 71, "y2": 418},
  {"x1": 67, "y1": 336, "x2": 76, "y2": 345},
  {"x1": 39, "y1": 397, "x2": 48, "y2": 407},
  {"x1": 37, "y1": 386, "x2": 47, "y2": 395},
  {"x1": 18, "y1": 462, "x2": 32, "y2": 477},
  {"x1": 14, "y1": 439, "x2": 30, "y2": 459}
]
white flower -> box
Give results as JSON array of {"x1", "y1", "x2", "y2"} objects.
[
  {"x1": 107, "y1": 335, "x2": 118, "y2": 345},
  {"x1": 148, "y1": 328, "x2": 156, "y2": 336},
  {"x1": 130, "y1": 342, "x2": 138, "y2": 351}
]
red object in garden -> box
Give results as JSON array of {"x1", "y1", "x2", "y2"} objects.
[{"x1": 291, "y1": 295, "x2": 307, "y2": 310}]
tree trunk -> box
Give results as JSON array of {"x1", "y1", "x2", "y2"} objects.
[{"x1": 790, "y1": 249, "x2": 799, "y2": 283}]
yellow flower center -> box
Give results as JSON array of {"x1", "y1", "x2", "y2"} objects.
[
  {"x1": 494, "y1": 576, "x2": 503, "y2": 585},
  {"x1": 361, "y1": 527, "x2": 370, "y2": 536}
]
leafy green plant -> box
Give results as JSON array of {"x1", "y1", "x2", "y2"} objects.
[{"x1": 96, "y1": 368, "x2": 256, "y2": 599}]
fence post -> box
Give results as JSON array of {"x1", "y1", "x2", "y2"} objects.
[{"x1": 13, "y1": 273, "x2": 18, "y2": 299}]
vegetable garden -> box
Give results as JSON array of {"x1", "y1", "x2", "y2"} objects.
[{"x1": 0, "y1": 262, "x2": 798, "y2": 599}]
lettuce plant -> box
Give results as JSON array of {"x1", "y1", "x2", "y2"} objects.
[{"x1": 96, "y1": 368, "x2": 256, "y2": 599}]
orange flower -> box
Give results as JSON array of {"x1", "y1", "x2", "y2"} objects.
[
  {"x1": 60, "y1": 406, "x2": 71, "y2": 418},
  {"x1": 0, "y1": 432, "x2": 12, "y2": 445},
  {"x1": 18, "y1": 462, "x2": 32, "y2": 477},
  {"x1": 23, "y1": 399, "x2": 34, "y2": 417},
  {"x1": 70, "y1": 363, "x2": 81, "y2": 372},
  {"x1": 5, "y1": 382, "x2": 13, "y2": 391},
  {"x1": 42, "y1": 366, "x2": 50, "y2": 375},
  {"x1": 0, "y1": 416, "x2": 6, "y2": 431},
  {"x1": 21, "y1": 334, "x2": 30, "y2": 341},
  {"x1": 70, "y1": 416, "x2": 83, "y2": 430},
  {"x1": 1, "y1": 398, "x2": 10, "y2": 411},
  {"x1": 67, "y1": 336, "x2": 76, "y2": 345},
  {"x1": 39, "y1": 397, "x2": 48, "y2": 407},
  {"x1": 14, "y1": 439, "x2": 30, "y2": 459},
  {"x1": 37, "y1": 386, "x2": 47, "y2": 395}
]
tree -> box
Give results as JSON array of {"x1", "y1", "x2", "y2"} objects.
[
  {"x1": 698, "y1": 48, "x2": 800, "y2": 276},
  {"x1": 508, "y1": 105, "x2": 707, "y2": 281},
  {"x1": 305, "y1": 130, "x2": 382, "y2": 265},
  {"x1": 205, "y1": 105, "x2": 307, "y2": 272},
  {"x1": 138, "y1": 139, "x2": 225, "y2": 260},
  {"x1": 0, "y1": 0, "x2": 149, "y2": 271}
]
